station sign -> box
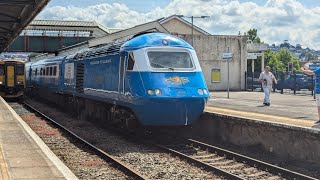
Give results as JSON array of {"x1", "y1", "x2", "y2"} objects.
[
  {"x1": 222, "y1": 53, "x2": 233, "y2": 59},
  {"x1": 247, "y1": 52, "x2": 262, "y2": 59},
  {"x1": 247, "y1": 43, "x2": 268, "y2": 52}
]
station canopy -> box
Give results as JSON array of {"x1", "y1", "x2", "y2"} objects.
[{"x1": 0, "y1": 0, "x2": 50, "y2": 52}]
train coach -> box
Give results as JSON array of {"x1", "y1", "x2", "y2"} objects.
[
  {"x1": 0, "y1": 59, "x2": 25, "y2": 98},
  {"x1": 26, "y1": 33, "x2": 209, "y2": 127}
]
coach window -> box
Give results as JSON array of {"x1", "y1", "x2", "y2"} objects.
[
  {"x1": 127, "y1": 52, "x2": 135, "y2": 71},
  {"x1": 46, "y1": 67, "x2": 49, "y2": 76},
  {"x1": 0, "y1": 64, "x2": 4, "y2": 75},
  {"x1": 53, "y1": 66, "x2": 57, "y2": 76},
  {"x1": 50, "y1": 67, "x2": 53, "y2": 76}
]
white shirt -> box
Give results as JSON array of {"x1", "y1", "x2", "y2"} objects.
[{"x1": 259, "y1": 72, "x2": 277, "y2": 86}]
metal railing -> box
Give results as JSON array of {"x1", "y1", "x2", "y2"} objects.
[{"x1": 245, "y1": 71, "x2": 315, "y2": 98}]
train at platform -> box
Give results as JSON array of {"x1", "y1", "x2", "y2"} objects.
[
  {"x1": 0, "y1": 59, "x2": 25, "y2": 98},
  {"x1": 26, "y1": 33, "x2": 209, "y2": 127}
]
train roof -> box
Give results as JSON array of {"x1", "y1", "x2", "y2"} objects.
[
  {"x1": 28, "y1": 56, "x2": 65, "y2": 66},
  {"x1": 0, "y1": 58, "x2": 25, "y2": 63},
  {"x1": 120, "y1": 33, "x2": 193, "y2": 51}
]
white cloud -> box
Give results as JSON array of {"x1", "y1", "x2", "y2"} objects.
[{"x1": 38, "y1": 0, "x2": 320, "y2": 49}]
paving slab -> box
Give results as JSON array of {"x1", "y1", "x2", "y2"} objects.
[
  {"x1": 0, "y1": 97, "x2": 78, "y2": 180},
  {"x1": 207, "y1": 91, "x2": 318, "y2": 128}
]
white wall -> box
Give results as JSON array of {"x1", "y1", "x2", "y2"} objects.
[{"x1": 179, "y1": 35, "x2": 247, "y2": 91}]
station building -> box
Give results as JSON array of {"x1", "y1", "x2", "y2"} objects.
[{"x1": 159, "y1": 15, "x2": 248, "y2": 91}]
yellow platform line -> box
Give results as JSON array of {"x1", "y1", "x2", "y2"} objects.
[
  {"x1": 205, "y1": 106, "x2": 314, "y2": 128},
  {"x1": 0, "y1": 145, "x2": 11, "y2": 180}
]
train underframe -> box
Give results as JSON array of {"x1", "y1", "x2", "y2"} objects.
[{"x1": 26, "y1": 87, "x2": 140, "y2": 129}]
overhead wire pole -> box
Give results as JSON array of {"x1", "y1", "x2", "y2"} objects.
[
  {"x1": 177, "y1": 15, "x2": 210, "y2": 46},
  {"x1": 191, "y1": 16, "x2": 194, "y2": 46}
]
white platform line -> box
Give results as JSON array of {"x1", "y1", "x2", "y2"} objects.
[{"x1": 0, "y1": 97, "x2": 78, "y2": 180}]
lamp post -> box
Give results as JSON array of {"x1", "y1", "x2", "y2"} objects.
[{"x1": 177, "y1": 15, "x2": 209, "y2": 46}]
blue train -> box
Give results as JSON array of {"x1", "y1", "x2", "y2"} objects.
[{"x1": 26, "y1": 33, "x2": 209, "y2": 127}]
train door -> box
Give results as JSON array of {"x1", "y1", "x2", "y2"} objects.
[
  {"x1": 6, "y1": 65, "x2": 15, "y2": 87},
  {"x1": 118, "y1": 52, "x2": 126, "y2": 99}
]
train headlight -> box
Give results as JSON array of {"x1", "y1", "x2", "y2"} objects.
[
  {"x1": 154, "y1": 89, "x2": 162, "y2": 96},
  {"x1": 203, "y1": 89, "x2": 208, "y2": 95},
  {"x1": 0, "y1": 81, "x2": 2, "y2": 85},
  {"x1": 147, "y1": 89, "x2": 154, "y2": 95},
  {"x1": 198, "y1": 88, "x2": 204, "y2": 95},
  {"x1": 17, "y1": 81, "x2": 23, "y2": 85}
]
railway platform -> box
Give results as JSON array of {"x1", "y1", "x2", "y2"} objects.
[
  {"x1": 0, "y1": 97, "x2": 77, "y2": 180},
  {"x1": 207, "y1": 91, "x2": 318, "y2": 128}
]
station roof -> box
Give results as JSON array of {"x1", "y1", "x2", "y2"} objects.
[
  {"x1": 0, "y1": 0, "x2": 50, "y2": 52},
  {"x1": 25, "y1": 19, "x2": 120, "y2": 37},
  {"x1": 27, "y1": 20, "x2": 110, "y2": 32}
]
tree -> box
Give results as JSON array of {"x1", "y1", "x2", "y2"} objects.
[
  {"x1": 247, "y1": 29, "x2": 261, "y2": 43},
  {"x1": 263, "y1": 48, "x2": 301, "y2": 72},
  {"x1": 305, "y1": 52, "x2": 313, "y2": 61},
  {"x1": 296, "y1": 44, "x2": 302, "y2": 50}
]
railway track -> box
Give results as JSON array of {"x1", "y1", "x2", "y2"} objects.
[
  {"x1": 153, "y1": 138, "x2": 317, "y2": 180},
  {"x1": 21, "y1": 102, "x2": 147, "y2": 180},
  {"x1": 14, "y1": 100, "x2": 317, "y2": 179}
]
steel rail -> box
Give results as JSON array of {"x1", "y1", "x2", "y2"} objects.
[
  {"x1": 153, "y1": 143, "x2": 245, "y2": 180},
  {"x1": 22, "y1": 102, "x2": 148, "y2": 180},
  {"x1": 188, "y1": 139, "x2": 317, "y2": 180}
]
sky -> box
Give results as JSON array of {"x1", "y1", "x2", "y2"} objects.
[{"x1": 37, "y1": 0, "x2": 320, "y2": 49}]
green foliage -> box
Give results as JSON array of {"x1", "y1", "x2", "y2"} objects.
[
  {"x1": 264, "y1": 48, "x2": 301, "y2": 72},
  {"x1": 247, "y1": 29, "x2": 261, "y2": 43},
  {"x1": 305, "y1": 52, "x2": 313, "y2": 61}
]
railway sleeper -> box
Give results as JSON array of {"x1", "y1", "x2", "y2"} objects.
[{"x1": 208, "y1": 159, "x2": 235, "y2": 166}]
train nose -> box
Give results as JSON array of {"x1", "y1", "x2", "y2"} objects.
[{"x1": 133, "y1": 97, "x2": 207, "y2": 126}]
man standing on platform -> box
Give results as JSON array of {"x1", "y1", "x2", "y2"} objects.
[
  {"x1": 301, "y1": 66, "x2": 320, "y2": 125},
  {"x1": 259, "y1": 66, "x2": 277, "y2": 106}
]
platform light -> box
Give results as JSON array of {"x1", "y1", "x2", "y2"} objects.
[
  {"x1": 0, "y1": 81, "x2": 2, "y2": 85},
  {"x1": 176, "y1": 15, "x2": 210, "y2": 46}
]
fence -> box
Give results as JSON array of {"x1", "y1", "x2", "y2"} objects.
[{"x1": 245, "y1": 71, "x2": 315, "y2": 97}]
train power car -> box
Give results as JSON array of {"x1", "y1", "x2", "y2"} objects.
[
  {"x1": 26, "y1": 33, "x2": 209, "y2": 127},
  {"x1": 0, "y1": 59, "x2": 25, "y2": 98}
]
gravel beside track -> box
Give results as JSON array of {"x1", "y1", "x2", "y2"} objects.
[
  {"x1": 156, "y1": 139, "x2": 315, "y2": 179},
  {"x1": 20, "y1": 99, "x2": 224, "y2": 179},
  {"x1": 9, "y1": 102, "x2": 131, "y2": 180}
]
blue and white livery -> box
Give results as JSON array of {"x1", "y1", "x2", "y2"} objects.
[{"x1": 26, "y1": 33, "x2": 209, "y2": 126}]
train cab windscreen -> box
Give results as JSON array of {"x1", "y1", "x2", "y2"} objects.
[
  {"x1": 147, "y1": 51, "x2": 194, "y2": 70},
  {"x1": 16, "y1": 64, "x2": 24, "y2": 75}
]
